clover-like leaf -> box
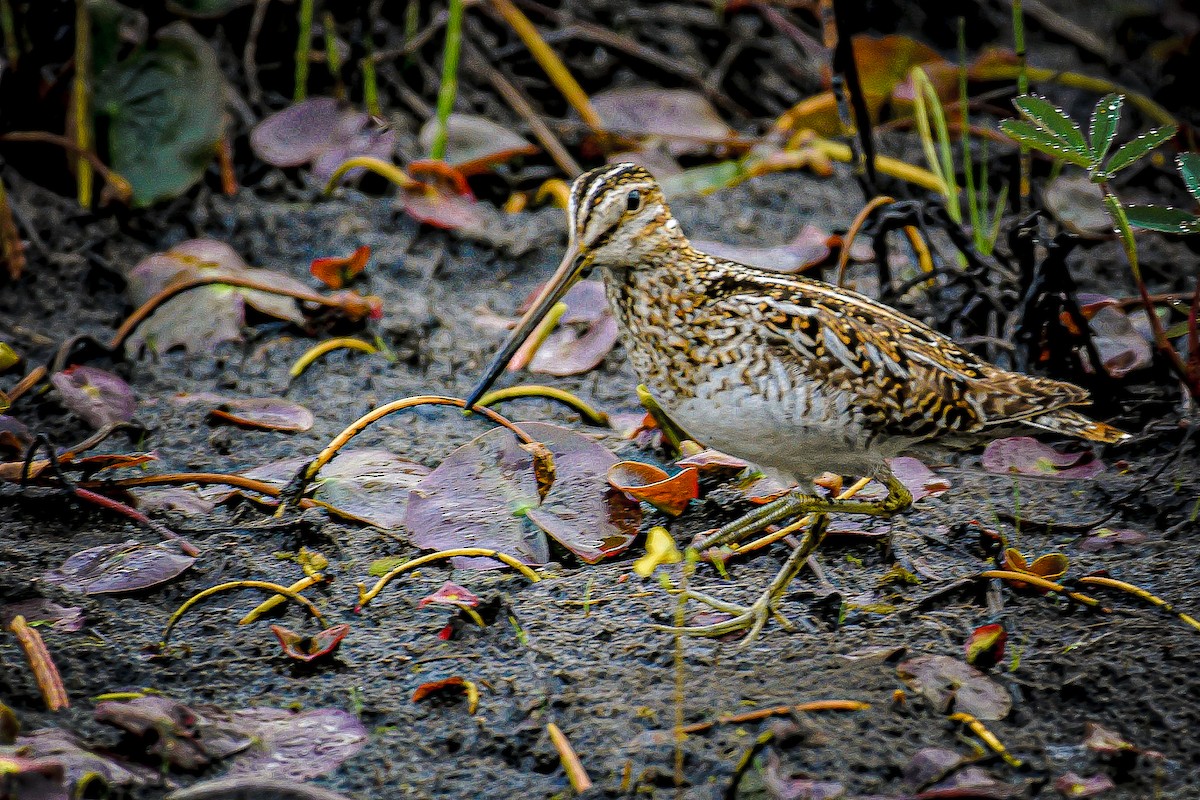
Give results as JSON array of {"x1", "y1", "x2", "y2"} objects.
[
  {"x1": 1178, "y1": 153, "x2": 1200, "y2": 202},
  {"x1": 50, "y1": 366, "x2": 136, "y2": 429},
  {"x1": 1122, "y1": 205, "x2": 1200, "y2": 234},
  {"x1": 1104, "y1": 124, "x2": 1178, "y2": 177},
  {"x1": 42, "y1": 540, "x2": 194, "y2": 595},
  {"x1": 1089, "y1": 94, "x2": 1122, "y2": 164},
  {"x1": 896, "y1": 654, "x2": 1012, "y2": 720},
  {"x1": 999, "y1": 119, "x2": 1092, "y2": 168},
  {"x1": 981, "y1": 437, "x2": 1104, "y2": 479},
  {"x1": 1012, "y1": 95, "x2": 1090, "y2": 159}
]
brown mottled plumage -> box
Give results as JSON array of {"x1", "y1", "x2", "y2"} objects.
[{"x1": 468, "y1": 163, "x2": 1129, "y2": 642}]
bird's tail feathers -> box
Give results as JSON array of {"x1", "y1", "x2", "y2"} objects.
[{"x1": 1024, "y1": 409, "x2": 1131, "y2": 444}]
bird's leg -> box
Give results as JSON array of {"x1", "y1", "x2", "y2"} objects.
[
  {"x1": 693, "y1": 469, "x2": 913, "y2": 551},
  {"x1": 656, "y1": 514, "x2": 831, "y2": 646},
  {"x1": 655, "y1": 470, "x2": 913, "y2": 644}
]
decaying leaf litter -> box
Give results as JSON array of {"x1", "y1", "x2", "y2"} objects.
[{"x1": 2, "y1": 0, "x2": 1200, "y2": 798}]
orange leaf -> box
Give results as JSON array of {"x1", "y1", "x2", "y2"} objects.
[
  {"x1": 310, "y1": 245, "x2": 371, "y2": 289},
  {"x1": 606, "y1": 462, "x2": 698, "y2": 516}
]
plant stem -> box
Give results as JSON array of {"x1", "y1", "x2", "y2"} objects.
[
  {"x1": 429, "y1": 0, "x2": 463, "y2": 160},
  {"x1": 323, "y1": 11, "x2": 344, "y2": 100},
  {"x1": 0, "y1": 0, "x2": 19, "y2": 68},
  {"x1": 72, "y1": 0, "x2": 93, "y2": 208},
  {"x1": 959, "y1": 18, "x2": 982, "y2": 248},
  {"x1": 294, "y1": 0, "x2": 314, "y2": 101},
  {"x1": 1012, "y1": 0, "x2": 1030, "y2": 212}
]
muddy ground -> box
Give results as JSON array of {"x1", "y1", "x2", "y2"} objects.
[
  {"x1": 2, "y1": 163, "x2": 1198, "y2": 799},
  {"x1": 3, "y1": 0, "x2": 1200, "y2": 797}
]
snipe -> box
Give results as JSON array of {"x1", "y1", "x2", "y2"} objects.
[{"x1": 467, "y1": 163, "x2": 1130, "y2": 643}]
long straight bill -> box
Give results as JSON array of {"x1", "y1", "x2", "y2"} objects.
[{"x1": 465, "y1": 244, "x2": 583, "y2": 408}]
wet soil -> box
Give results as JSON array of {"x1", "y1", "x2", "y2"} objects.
[
  {"x1": 3, "y1": 0, "x2": 1200, "y2": 797},
  {"x1": 2, "y1": 164, "x2": 1199, "y2": 799}
]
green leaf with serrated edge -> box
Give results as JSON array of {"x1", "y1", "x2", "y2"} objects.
[
  {"x1": 1123, "y1": 205, "x2": 1200, "y2": 234},
  {"x1": 1177, "y1": 153, "x2": 1200, "y2": 203},
  {"x1": 1089, "y1": 94, "x2": 1122, "y2": 165},
  {"x1": 1104, "y1": 125, "x2": 1178, "y2": 176},
  {"x1": 1013, "y1": 95, "x2": 1089, "y2": 158},
  {"x1": 999, "y1": 120, "x2": 1092, "y2": 168}
]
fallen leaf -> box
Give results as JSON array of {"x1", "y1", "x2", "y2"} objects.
[
  {"x1": 591, "y1": 88, "x2": 734, "y2": 156},
  {"x1": 0, "y1": 415, "x2": 33, "y2": 456},
  {"x1": 981, "y1": 437, "x2": 1104, "y2": 479},
  {"x1": 50, "y1": 366, "x2": 136, "y2": 429},
  {"x1": 674, "y1": 447, "x2": 750, "y2": 475},
  {"x1": 1077, "y1": 528, "x2": 1147, "y2": 553},
  {"x1": 41, "y1": 540, "x2": 194, "y2": 595},
  {"x1": 529, "y1": 314, "x2": 620, "y2": 377},
  {"x1": 1044, "y1": 174, "x2": 1110, "y2": 238},
  {"x1": 235, "y1": 449, "x2": 430, "y2": 529},
  {"x1": 1000, "y1": 548, "x2": 1068, "y2": 590},
  {"x1": 270, "y1": 623, "x2": 350, "y2": 662},
  {"x1": 607, "y1": 461, "x2": 699, "y2": 516},
  {"x1": 418, "y1": 581, "x2": 480, "y2": 609},
  {"x1": 310, "y1": 245, "x2": 370, "y2": 289},
  {"x1": 252, "y1": 97, "x2": 396, "y2": 183},
  {"x1": 95, "y1": 696, "x2": 253, "y2": 770},
  {"x1": 163, "y1": 776, "x2": 355, "y2": 800},
  {"x1": 917, "y1": 766, "x2": 1022, "y2": 798},
  {"x1": 692, "y1": 224, "x2": 834, "y2": 274},
  {"x1": 125, "y1": 239, "x2": 311, "y2": 354},
  {"x1": 206, "y1": 397, "x2": 315, "y2": 432},
  {"x1": 411, "y1": 677, "x2": 478, "y2": 714},
  {"x1": 132, "y1": 487, "x2": 216, "y2": 517},
  {"x1": 225, "y1": 708, "x2": 367, "y2": 779},
  {"x1": 0, "y1": 600, "x2": 84, "y2": 632},
  {"x1": 14, "y1": 728, "x2": 154, "y2": 792},
  {"x1": 1087, "y1": 306, "x2": 1153, "y2": 378},
  {"x1": 0, "y1": 752, "x2": 67, "y2": 800},
  {"x1": 1082, "y1": 722, "x2": 1137, "y2": 755},
  {"x1": 897, "y1": 655, "x2": 1012, "y2": 720},
  {"x1": 964, "y1": 623, "x2": 1007, "y2": 670},
  {"x1": 406, "y1": 422, "x2": 641, "y2": 565},
  {"x1": 904, "y1": 747, "x2": 967, "y2": 789},
  {"x1": 763, "y1": 750, "x2": 845, "y2": 800},
  {"x1": 417, "y1": 113, "x2": 537, "y2": 174},
  {"x1": 1054, "y1": 772, "x2": 1115, "y2": 798}
]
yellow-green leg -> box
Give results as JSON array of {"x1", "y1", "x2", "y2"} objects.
[{"x1": 659, "y1": 470, "x2": 913, "y2": 646}]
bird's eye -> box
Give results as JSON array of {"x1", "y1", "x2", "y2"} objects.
[{"x1": 625, "y1": 189, "x2": 643, "y2": 212}]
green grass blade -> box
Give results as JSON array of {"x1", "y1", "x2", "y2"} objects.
[
  {"x1": 1104, "y1": 124, "x2": 1178, "y2": 176},
  {"x1": 429, "y1": 0, "x2": 464, "y2": 161},
  {"x1": 1013, "y1": 94, "x2": 1089, "y2": 158},
  {"x1": 999, "y1": 119, "x2": 1092, "y2": 167},
  {"x1": 1177, "y1": 153, "x2": 1200, "y2": 203},
  {"x1": 1089, "y1": 93, "x2": 1122, "y2": 165}
]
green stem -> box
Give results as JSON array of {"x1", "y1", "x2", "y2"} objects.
[
  {"x1": 72, "y1": 0, "x2": 92, "y2": 208},
  {"x1": 294, "y1": 0, "x2": 314, "y2": 101},
  {"x1": 428, "y1": 0, "x2": 463, "y2": 161},
  {"x1": 958, "y1": 18, "x2": 981, "y2": 248},
  {"x1": 1012, "y1": 0, "x2": 1030, "y2": 212},
  {"x1": 1102, "y1": 189, "x2": 1194, "y2": 395},
  {"x1": 0, "y1": 0, "x2": 18, "y2": 68},
  {"x1": 323, "y1": 11, "x2": 344, "y2": 100}
]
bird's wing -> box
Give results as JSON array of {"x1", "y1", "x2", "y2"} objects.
[{"x1": 706, "y1": 264, "x2": 1088, "y2": 436}]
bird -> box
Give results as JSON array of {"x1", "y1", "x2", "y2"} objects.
[{"x1": 466, "y1": 162, "x2": 1130, "y2": 643}]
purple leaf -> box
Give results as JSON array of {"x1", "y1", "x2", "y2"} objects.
[
  {"x1": 0, "y1": 599, "x2": 84, "y2": 632},
  {"x1": 234, "y1": 449, "x2": 430, "y2": 529},
  {"x1": 41, "y1": 540, "x2": 195, "y2": 594},
  {"x1": 164, "y1": 776, "x2": 355, "y2": 800},
  {"x1": 95, "y1": 696, "x2": 253, "y2": 770},
  {"x1": 981, "y1": 437, "x2": 1104, "y2": 479},
  {"x1": 1043, "y1": 174, "x2": 1110, "y2": 237},
  {"x1": 897, "y1": 655, "x2": 1012, "y2": 720},
  {"x1": 1077, "y1": 527, "x2": 1147, "y2": 553},
  {"x1": 763, "y1": 751, "x2": 845, "y2": 799},
  {"x1": 400, "y1": 188, "x2": 486, "y2": 231},
  {"x1": 529, "y1": 314, "x2": 620, "y2": 377},
  {"x1": 15, "y1": 728, "x2": 155, "y2": 791},
  {"x1": 226, "y1": 708, "x2": 367, "y2": 779},
  {"x1": 0, "y1": 753, "x2": 68, "y2": 800},
  {"x1": 125, "y1": 239, "x2": 311, "y2": 355},
  {"x1": 132, "y1": 486, "x2": 216, "y2": 517},
  {"x1": 50, "y1": 366, "x2": 135, "y2": 429},
  {"x1": 406, "y1": 422, "x2": 641, "y2": 566},
  {"x1": 693, "y1": 224, "x2": 834, "y2": 274},
  {"x1": 206, "y1": 397, "x2": 315, "y2": 432},
  {"x1": 251, "y1": 97, "x2": 392, "y2": 176},
  {"x1": 917, "y1": 766, "x2": 1022, "y2": 798},
  {"x1": 904, "y1": 747, "x2": 967, "y2": 788},
  {"x1": 416, "y1": 113, "x2": 537, "y2": 174},
  {"x1": 1088, "y1": 306, "x2": 1153, "y2": 378},
  {"x1": 1054, "y1": 772, "x2": 1115, "y2": 798},
  {"x1": 592, "y1": 88, "x2": 734, "y2": 156}
]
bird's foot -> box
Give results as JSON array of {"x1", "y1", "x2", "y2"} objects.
[{"x1": 652, "y1": 586, "x2": 793, "y2": 647}]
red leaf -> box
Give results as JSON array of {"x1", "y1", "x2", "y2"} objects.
[
  {"x1": 270, "y1": 623, "x2": 350, "y2": 662},
  {"x1": 606, "y1": 461, "x2": 699, "y2": 516},
  {"x1": 310, "y1": 245, "x2": 370, "y2": 289}
]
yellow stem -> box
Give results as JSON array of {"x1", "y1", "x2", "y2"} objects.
[
  {"x1": 289, "y1": 337, "x2": 377, "y2": 379},
  {"x1": 161, "y1": 580, "x2": 328, "y2": 646},
  {"x1": 476, "y1": 384, "x2": 609, "y2": 426},
  {"x1": 356, "y1": 547, "x2": 540, "y2": 610}
]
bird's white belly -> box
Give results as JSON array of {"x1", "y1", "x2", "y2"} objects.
[{"x1": 665, "y1": 382, "x2": 885, "y2": 483}]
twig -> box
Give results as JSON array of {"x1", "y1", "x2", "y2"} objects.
[
  {"x1": 355, "y1": 547, "x2": 541, "y2": 610},
  {"x1": 680, "y1": 700, "x2": 870, "y2": 735},
  {"x1": 1078, "y1": 576, "x2": 1200, "y2": 633},
  {"x1": 243, "y1": 0, "x2": 271, "y2": 105},
  {"x1": 547, "y1": 723, "x2": 592, "y2": 792},
  {"x1": 8, "y1": 615, "x2": 69, "y2": 711},
  {"x1": 950, "y1": 712, "x2": 1021, "y2": 767},
  {"x1": 161, "y1": 580, "x2": 329, "y2": 647}
]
